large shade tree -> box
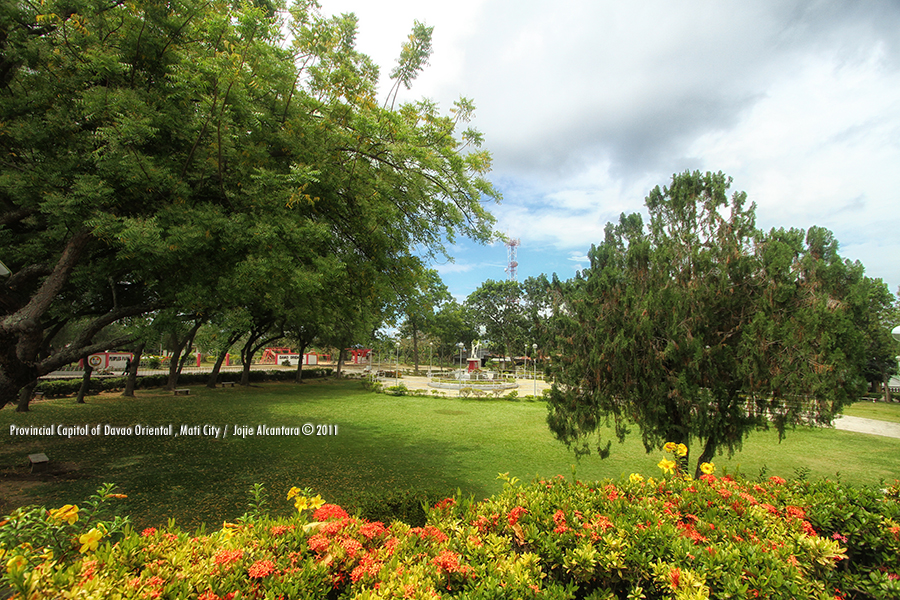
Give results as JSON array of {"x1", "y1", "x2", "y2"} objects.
[
  {"x1": 0, "y1": 0, "x2": 498, "y2": 409},
  {"x1": 547, "y1": 171, "x2": 875, "y2": 477},
  {"x1": 465, "y1": 279, "x2": 527, "y2": 360}
]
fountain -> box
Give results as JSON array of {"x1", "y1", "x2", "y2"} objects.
[{"x1": 428, "y1": 341, "x2": 519, "y2": 396}]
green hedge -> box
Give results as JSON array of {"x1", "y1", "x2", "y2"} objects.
[{"x1": 34, "y1": 368, "x2": 334, "y2": 398}]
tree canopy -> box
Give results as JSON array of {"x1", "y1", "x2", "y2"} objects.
[
  {"x1": 0, "y1": 0, "x2": 499, "y2": 408},
  {"x1": 546, "y1": 171, "x2": 885, "y2": 476}
]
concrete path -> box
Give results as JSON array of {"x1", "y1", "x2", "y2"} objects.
[
  {"x1": 832, "y1": 415, "x2": 900, "y2": 439},
  {"x1": 376, "y1": 372, "x2": 553, "y2": 396}
]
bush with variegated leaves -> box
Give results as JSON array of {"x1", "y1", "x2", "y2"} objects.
[{"x1": 2, "y1": 457, "x2": 898, "y2": 599}]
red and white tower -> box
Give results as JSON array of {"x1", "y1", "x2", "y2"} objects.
[{"x1": 505, "y1": 238, "x2": 520, "y2": 282}]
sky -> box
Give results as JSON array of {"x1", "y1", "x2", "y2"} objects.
[{"x1": 319, "y1": 0, "x2": 900, "y2": 302}]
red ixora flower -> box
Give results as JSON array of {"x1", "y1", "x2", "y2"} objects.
[
  {"x1": 313, "y1": 504, "x2": 349, "y2": 521},
  {"x1": 270, "y1": 524, "x2": 293, "y2": 536},
  {"x1": 214, "y1": 549, "x2": 244, "y2": 567},
  {"x1": 409, "y1": 525, "x2": 449, "y2": 544},
  {"x1": 141, "y1": 527, "x2": 157, "y2": 537},
  {"x1": 434, "y1": 497, "x2": 456, "y2": 510},
  {"x1": 248, "y1": 559, "x2": 276, "y2": 579},
  {"x1": 507, "y1": 506, "x2": 528, "y2": 527},
  {"x1": 432, "y1": 549, "x2": 470, "y2": 575},
  {"x1": 359, "y1": 521, "x2": 388, "y2": 540},
  {"x1": 553, "y1": 510, "x2": 569, "y2": 534},
  {"x1": 784, "y1": 506, "x2": 806, "y2": 520}
]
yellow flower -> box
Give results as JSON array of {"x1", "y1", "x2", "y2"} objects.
[
  {"x1": 221, "y1": 521, "x2": 240, "y2": 539},
  {"x1": 663, "y1": 442, "x2": 677, "y2": 453},
  {"x1": 78, "y1": 529, "x2": 103, "y2": 554},
  {"x1": 308, "y1": 494, "x2": 325, "y2": 511},
  {"x1": 629, "y1": 473, "x2": 644, "y2": 484},
  {"x1": 6, "y1": 555, "x2": 27, "y2": 574},
  {"x1": 700, "y1": 462, "x2": 715, "y2": 475},
  {"x1": 49, "y1": 504, "x2": 79, "y2": 525},
  {"x1": 658, "y1": 458, "x2": 676, "y2": 475},
  {"x1": 293, "y1": 496, "x2": 309, "y2": 512},
  {"x1": 287, "y1": 486, "x2": 301, "y2": 501},
  {"x1": 675, "y1": 444, "x2": 688, "y2": 457}
]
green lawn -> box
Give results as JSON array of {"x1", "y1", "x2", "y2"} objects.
[
  {"x1": 2, "y1": 380, "x2": 898, "y2": 531},
  {"x1": 843, "y1": 399, "x2": 900, "y2": 423}
]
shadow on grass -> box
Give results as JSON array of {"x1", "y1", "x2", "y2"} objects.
[{"x1": 0, "y1": 382, "x2": 486, "y2": 530}]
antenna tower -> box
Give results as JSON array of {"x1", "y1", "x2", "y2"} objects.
[{"x1": 505, "y1": 238, "x2": 520, "y2": 281}]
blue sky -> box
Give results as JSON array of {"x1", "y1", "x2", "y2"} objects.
[{"x1": 320, "y1": 0, "x2": 900, "y2": 302}]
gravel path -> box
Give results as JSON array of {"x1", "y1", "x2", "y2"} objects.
[{"x1": 832, "y1": 415, "x2": 900, "y2": 439}]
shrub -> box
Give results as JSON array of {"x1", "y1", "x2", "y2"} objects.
[
  {"x1": 3, "y1": 461, "x2": 897, "y2": 599},
  {"x1": 347, "y1": 488, "x2": 452, "y2": 527},
  {"x1": 384, "y1": 384, "x2": 408, "y2": 396}
]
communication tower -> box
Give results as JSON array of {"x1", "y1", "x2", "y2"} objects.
[{"x1": 505, "y1": 238, "x2": 520, "y2": 282}]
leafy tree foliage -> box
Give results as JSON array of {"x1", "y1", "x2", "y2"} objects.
[
  {"x1": 397, "y1": 269, "x2": 451, "y2": 374},
  {"x1": 430, "y1": 298, "x2": 477, "y2": 367},
  {"x1": 547, "y1": 171, "x2": 878, "y2": 476},
  {"x1": 0, "y1": 0, "x2": 498, "y2": 408},
  {"x1": 465, "y1": 279, "x2": 527, "y2": 359}
]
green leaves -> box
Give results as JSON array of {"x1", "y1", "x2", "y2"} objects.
[{"x1": 548, "y1": 171, "x2": 885, "y2": 476}]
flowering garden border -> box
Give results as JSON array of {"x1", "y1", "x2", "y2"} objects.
[{"x1": 2, "y1": 454, "x2": 898, "y2": 599}]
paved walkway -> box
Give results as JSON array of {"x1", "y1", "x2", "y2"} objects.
[
  {"x1": 375, "y1": 372, "x2": 553, "y2": 396},
  {"x1": 832, "y1": 415, "x2": 900, "y2": 439}
]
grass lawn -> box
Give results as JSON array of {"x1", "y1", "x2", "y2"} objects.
[
  {"x1": 843, "y1": 399, "x2": 900, "y2": 423},
  {"x1": 2, "y1": 379, "x2": 898, "y2": 531}
]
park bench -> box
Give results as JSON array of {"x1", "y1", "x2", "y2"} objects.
[
  {"x1": 33, "y1": 390, "x2": 45, "y2": 401},
  {"x1": 220, "y1": 382, "x2": 236, "y2": 387},
  {"x1": 173, "y1": 389, "x2": 190, "y2": 396}
]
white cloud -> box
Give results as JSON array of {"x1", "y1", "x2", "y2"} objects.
[{"x1": 314, "y1": 1, "x2": 900, "y2": 295}]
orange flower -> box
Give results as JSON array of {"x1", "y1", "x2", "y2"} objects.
[
  {"x1": 247, "y1": 559, "x2": 275, "y2": 578},
  {"x1": 507, "y1": 506, "x2": 528, "y2": 527}
]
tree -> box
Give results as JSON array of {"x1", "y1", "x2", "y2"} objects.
[
  {"x1": 465, "y1": 279, "x2": 526, "y2": 360},
  {"x1": 431, "y1": 298, "x2": 477, "y2": 367},
  {"x1": 547, "y1": 171, "x2": 873, "y2": 477},
  {"x1": 398, "y1": 269, "x2": 452, "y2": 374},
  {"x1": 0, "y1": 0, "x2": 499, "y2": 409},
  {"x1": 856, "y1": 278, "x2": 899, "y2": 401}
]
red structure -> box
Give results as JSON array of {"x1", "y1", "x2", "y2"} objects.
[
  {"x1": 349, "y1": 348, "x2": 372, "y2": 364},
  {"x1": 259, "y1": 348, "x2": 293, "y2": 364}
]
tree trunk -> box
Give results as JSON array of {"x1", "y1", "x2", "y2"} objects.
[
  {"x1": 76, "y1": 359, "x2": 93, "y2": 404},
  {"x1": 207, "y1": 352, "x2": 228, "y2": 388},
  {"x1": 123, "y1": 343, "x2": 144, "y2": 397},
  {"x1": 206, "y1": 331, "x2": 243, "y2": 388},
  {"x1": 694, "y1": 435, "x2": 717, "y2": 480},
  {"x1": 166, "y1": 320, "x2": 203, "y2": 390},
  {"x1": 335, "y1": 345, "x2": 346, "y2": 378},
  {"x1": 412, "y1": 323, "x2": 420, "y2": 375},
  {"x1": 294, "y1": 342, "x2": 309, "y2": 383},
  {"x1": 240, "y1": 339, "x2": 256, "y2": 386},
  {"x1": 884, "y1": 370, "x2": 893, "y2": 403},
  {"x1": 16, "y1": 380, "x2": 37, "y2": 412}
]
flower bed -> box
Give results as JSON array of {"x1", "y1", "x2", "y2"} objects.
[{"x1": 2, "y1": 459, "x2": 898, "y2": 599}]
